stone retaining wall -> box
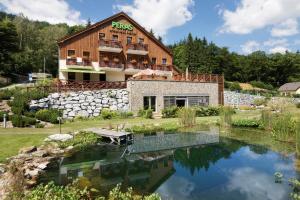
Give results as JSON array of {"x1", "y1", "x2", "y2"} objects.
[
  {"x1": 224, "y1": 91, "x2": 264, "y2": 106},
  {"x1": 30, "y1": 89, "x2": 129, "y2": 119}
]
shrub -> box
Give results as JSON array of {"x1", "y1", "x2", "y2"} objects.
[
  {"x1": 27, "y1": 88, "x2": 49, "y2": 100},
  {"x1": 178, "y1": 107, "x2": 196, "y2": 127},
  {"x1": 35, "y1": 109, "x2": 61, "y2": 124},
  {"x1": 229, "y1": 82, "x2": 242, "y2": 91},
  {"x1": 25, "y1": 181, "x2": 91, "y2": 200},
  {"x1": 58, "y1": 131, "x2": 99, "y2": 149},
  {"x1": 232, "y1": 119, "x2": 261, "y2": 128},
  {"x1": 100, "y1": 109, "x2": 117, "y2": 120},
  {"x1": 11, "y1": 115, "x2": 36, "y2": 127},
  {"x1": 296, "y1": 102, "x2": 300, "y2": 108},
  {"x1": 35, "y1": 123, "x2": 45, "y2": 128},
  {"x1": 0, "y1": 111, "x2": 8, "y2": 122},
  {"x1": 0, "y1": 89, "x2": 15, "y2": 100},
  {"x1": 250, "y1": 81, "x2": 274, "y2": 90},
  {"x1": 10, "y1": 93, "x2": 29, "y2": 115},
  {"x1": 138, "y1": 109, "x2": 153, "y2": 119},
  {"x1": 118, "y1": 111, "x2": 134, "y2": 119},
  {"x1": 162, "y1": 106, "x2": 179, "y2": 118},
  {"x1": 194, "y1": 106, "x2": 220, "y2": 117},
  {"x1": 293, "y1": 94, "x2": 300, "y2": 98},
  {"x1": 253, "y1": 98, "x2": 267, "y2": 106}
]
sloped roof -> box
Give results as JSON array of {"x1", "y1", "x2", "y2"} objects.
[
  {"x1": 57, "y1": 12, "x2": 172, "y2": 56},
  {"x1": 278, "y1": 82, "x2": 300, "y2": 91}
]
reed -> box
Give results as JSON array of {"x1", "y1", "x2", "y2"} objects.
[
  {"x1": 261, "y1": 109, "x2": 273, "y2": 130},
  {"x1": 271, "y1": 112, "x2": 297, "y2": 142},
  {"x1": 219, "y1": 106, "x2": 234, "y2": 128},
  {"x1": 178, "y1": 107, "x2": 196, "y2": 127}
]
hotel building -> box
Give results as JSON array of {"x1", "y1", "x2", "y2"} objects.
[{"x1": 57, "y1": 12, "x2": 224, "y2": 115}]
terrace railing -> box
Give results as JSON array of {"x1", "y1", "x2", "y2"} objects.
[
  {"x1": 66, "y1": 58, "x2": 91, "y2": 66},
  {"x1": 99, "y1": 39, "x2": 122, "y2": 49},
  {"x1": 127, "y1": 43, "x2": 148, "y2": 51},
  {"x1": 26, "y1": 81, "x2": 127, "y2": 93}
]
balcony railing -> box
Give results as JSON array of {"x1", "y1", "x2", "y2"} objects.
[
  {"x1": 66, "y1": 58, "x2": 91, "y2": 66},
  {"x1": 126, "y1": 62, "x2": 148, "y2": 70},
  {"x1": 99, "y1": 60, "x2": 124, "y2": 69},
  {"x1": 173, "y1": 73, "x2": 221, "y2": 83},
  {"x1": 127, "y1": 43, "x2": 148, "y2": 51},
  {"x1": 150, "y1": 64, "x2": 173, "y2": 71},
  {"x1": 99, "y1": 39, "x2": 122, "y2": 49}
]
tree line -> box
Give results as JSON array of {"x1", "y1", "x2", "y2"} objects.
[
  {"x1": 1, "y1": 12, "x2": 300, "y2": 87},
  {"x1": 169, "y1": 33, "x2": 300, "y2": 87}
]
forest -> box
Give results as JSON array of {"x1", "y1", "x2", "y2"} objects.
[{"x1": 1, "y1": 12, "x2": 300, "y2": 87}]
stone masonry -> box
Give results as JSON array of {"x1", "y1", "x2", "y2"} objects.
[{"x1": 30, "y1": 89, "x2": 129, "y2": 119}]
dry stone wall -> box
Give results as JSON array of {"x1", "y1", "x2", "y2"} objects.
[{"x1": 30, "y1": 89, "x2": 129, "y2": 119}]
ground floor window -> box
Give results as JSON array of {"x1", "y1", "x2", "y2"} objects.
[
  {"x1": 68, "y1": 72, "x2": 75, "y2": 81},
  {"x1": 83, "y1": 73, "x2": 90, "y2": 81},
  {"x1": 143, "y1": 96, "x2": 156, "y2": 111},
  {"x1": 99, "y1": 74, "x2": 106, "y2": 81},
  {"x1": 164, "y1": 96, "x2": 209, "y2": 108}
]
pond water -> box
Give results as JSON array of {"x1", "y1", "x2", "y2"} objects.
[{"x1": 40, "y1": 127, "x2": 299, "y2": 200}]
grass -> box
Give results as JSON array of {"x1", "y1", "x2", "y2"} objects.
[{"x1": 0, "y1": 134, "x2": 47, "y2": 162}]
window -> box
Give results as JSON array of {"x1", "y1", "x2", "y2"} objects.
[
  {"x1": 83, "y1": 73, "x2": 90, "y2": 81},
  {"x1": 68, "y1": 72, "x2": 75, "y2": 81},
  {"x1": 112, "y1": 35, "x2": 118, "y2": 41},
  {"x1": 143, "y1": 96, "x2": 156, "y2": 111},
  {"x1": 99, "y1": 33, "x2": 105, "y2": 40},
  {"x1": 138, "y1": 38, "x2": 144, "y2": 43},
  {"x1": 162, "y1": 58, "x2": 167, "y2": 65},
  {"x1": 99, "y1": 74, "x2": 106, "y2": 81},
  {"x1": 151, "y1": 57, "x2": 156, "y2": 64},
  {"x1": 83, "y1": 51, "x2": 90, "y2": 59},
  {"x1": 125, "y1": 75, "x2": 132, "y2": 80},
  {"x1": 67, "y1": 50, "x2": 75, "y2": 57},
  {"x1": 127, "y1": 36, "x2": 132, "y2": 44}
]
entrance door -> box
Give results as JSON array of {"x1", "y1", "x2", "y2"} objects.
[{"x1": 176, "y1": 98, "x2": 186, "y2": 107}]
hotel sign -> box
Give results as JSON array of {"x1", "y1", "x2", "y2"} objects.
[{"x1": 112, "y1": 21, "x2": 133, "y2": 31}]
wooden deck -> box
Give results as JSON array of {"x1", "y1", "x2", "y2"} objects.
[{"x1": 85, "y1": 128, "x2": 133, "y2": 145}]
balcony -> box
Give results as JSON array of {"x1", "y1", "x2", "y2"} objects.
[
  {"x1": 99, "y1": 39, "x2": 123, "y2": 53},
  {"x1": 99, "y1": 57, "x2": 124, "y2": 71},
  {"x1": 150, "y1": 64, "x2": 173, "y2": 71},
  {"x1": 66, "y1": 58, "x2": 93, "y2": 69},
  {"x1": 126, "y1": 43, "x2": 148, "y2": 55}
]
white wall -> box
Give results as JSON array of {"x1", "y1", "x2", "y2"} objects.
[{"x1": 106, "y1": 71, "x2": 125, "y2": 81}]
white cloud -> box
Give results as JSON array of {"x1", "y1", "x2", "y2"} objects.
[
  {"x1": 114, "y1": 0, "x2": 194, "y2": 37},
  {"x1": 271, "y1": 19, "x2": 299, "y2": 37},
  {"x1": 227, "y1": 167, "x2": 288, "y2": 200},
  {"x1": 220, "y1": 0, "x2": 300, "y2": 36},
  {"x1": 241, "y1": 40, "x2": 260, "y2": 54},
  {"x1": 269, "y1": 46, "x2": 290, "y2": 54},
  {"x1": 263, "y1": 38, "x2": 289, "y2": 47},
  {"x1": 0, "y1": 0, "x2": 85, "y2": 25}
]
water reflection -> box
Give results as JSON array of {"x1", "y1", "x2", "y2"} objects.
[{"x1": 40, "y1": 128, "x2": 299, "y2": 199}]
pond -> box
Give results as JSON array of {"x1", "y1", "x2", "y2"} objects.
[{"x1": 40, "y1": 127, "x2": 299, "y2": 200}]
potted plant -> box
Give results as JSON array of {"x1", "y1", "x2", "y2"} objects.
[
  {"x1": 113, "y1": 57, "x2": 120, "y2": 63},
  {"x1": 103, "y1": 57, "x2": 109, "y2": 62},
  {"x1": 130, "y1": 59, "x2": 137, "y2": 64}
]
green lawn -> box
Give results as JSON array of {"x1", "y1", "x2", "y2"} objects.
[{"x1": 0, "y1": 134, "x2": 47, "y2": 162}]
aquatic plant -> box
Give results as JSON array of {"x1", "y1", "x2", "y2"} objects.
[
  {"x1": 177, "y1": 107, "x2": 196, "y2": 127},
  {"x1": 274, "y1": 172, "x2": 283, "y2": 183},
  {"x1": 58, "y1": 131, "x2": 99, "y2": 149},
  {"x1": 231, "y1": 119, "x2": 261, "y2": 128},
  {"x1": 219, "y1": 106, "x2": 234, "y2": 128},
  {"x1": 271, "y1": 113, "x2": 297, "y2": 142},
  {"x1": 261, "y1": 109, "x2": 273, "y2": 130}
]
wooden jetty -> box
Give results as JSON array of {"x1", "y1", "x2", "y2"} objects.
[{"x1": 85, "y1": 128, "x2": 133, "y2": 145}]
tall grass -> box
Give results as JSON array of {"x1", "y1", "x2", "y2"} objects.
[
  {"x1": 178, "y1": 107, "x2": 196, "y2": 127},
  {"x1": 219, "y1": 106, "x2": 234, "y2": 128},
  {"x1": 271, "y1": 112, "x2": 297, "y2": 142},
  {"x1": 261, "y1": 109, "x2": 273, "y2": 130}
]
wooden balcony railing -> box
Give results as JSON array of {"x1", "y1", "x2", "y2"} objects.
[
  {"x1": 99, "y1": 39, "x2": 122, "y2": 48},
  {"x1": 126, "y1": 62, "x2": 148, "y2": 70},
  {"x1": 150, "y1": 64, "x2": 173, "y2": 71},
  {"x1": 99, "y1": 60, "x2": 124, "y2": 68},
  {"x1": 56, "y1": 80, "x2": 127, "y2": 92},
  {"x1": 173, "y1": 73, "x2": 221, "y2": 83},
  {"x1": 127, "y1": 43, "x2": 148, "y2": 51},
  {"x1": 66, "y1": 58, "x2": 91, "y2": 66}
]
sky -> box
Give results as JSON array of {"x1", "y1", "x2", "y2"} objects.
[{"x1": 0, "y1": 0, "x2": 300, "y2": 54}]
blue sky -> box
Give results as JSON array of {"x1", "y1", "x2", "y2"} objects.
[{"x1": 1, "y1": 0, "x2": 300, "y2": 54}]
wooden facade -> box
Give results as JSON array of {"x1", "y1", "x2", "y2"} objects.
[{"x1": 58, "y1": 12, "x2": 174, "y2": 82}]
